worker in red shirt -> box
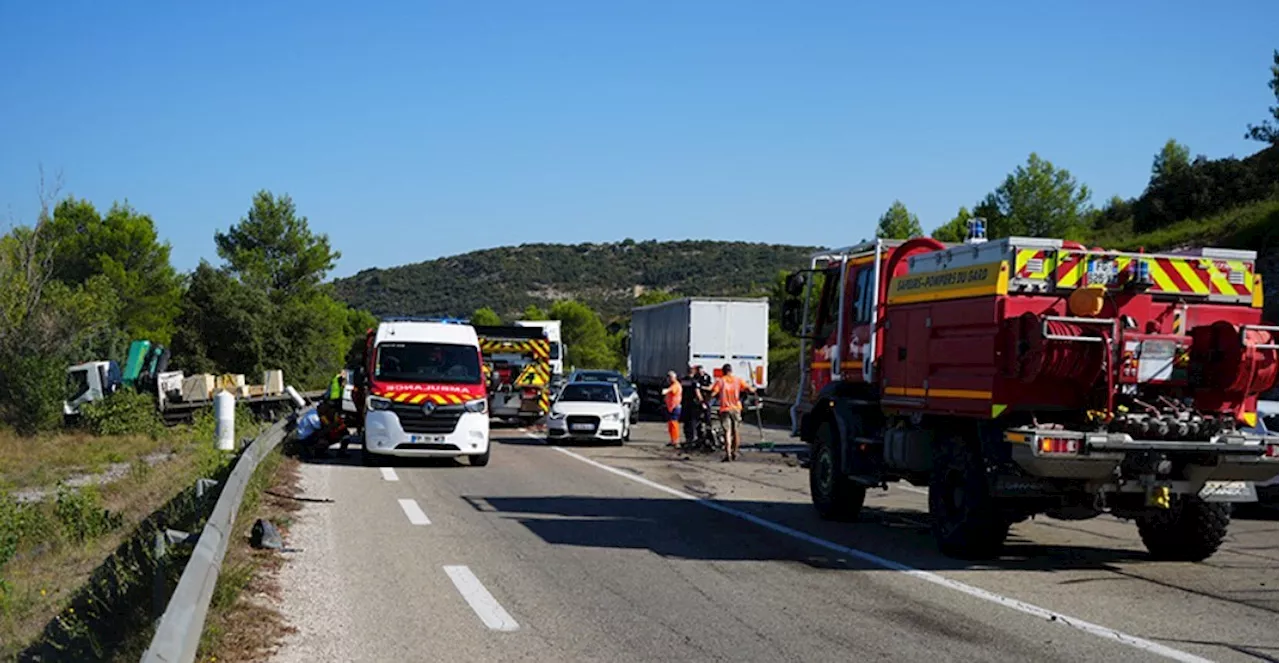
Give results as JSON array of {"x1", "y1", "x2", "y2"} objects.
[
  {"x1": 710, "y1": 363, "x2": 754, "y2": 462},
  {"x1": 661, "y1": 370, "x2": 683, "y2": 448}
]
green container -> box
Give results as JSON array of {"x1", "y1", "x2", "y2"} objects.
[{"x1": 122, "y1": 340, "x2": 151, "y2": 387}]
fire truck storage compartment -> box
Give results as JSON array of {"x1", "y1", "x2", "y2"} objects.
[{"x1": 880, "y1": 296, "x2": 1004, "y2": 417}]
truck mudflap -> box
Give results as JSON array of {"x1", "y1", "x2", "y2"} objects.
[{"x1": 1004, "y1": 427, "x2": 1280, "y2": 485}]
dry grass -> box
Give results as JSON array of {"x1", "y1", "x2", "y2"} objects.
[
  {"x1": 0, "y1": 409, "x2": 271, "y2": 660},
  {"x1": 0, "y1": 438, "x2": 223, "y2": 660},
  {"x1": 196, "y1": 454, "x2": 302, "y2": 663},
  {"x1": 0, "y1": 428, "x2": 175, "y2": 492}
]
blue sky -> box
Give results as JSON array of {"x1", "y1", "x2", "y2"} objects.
[{"x1": 1, "y1": 1, "x2": 1275, "y2": 279}]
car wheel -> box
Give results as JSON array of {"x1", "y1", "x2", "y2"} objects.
[{"x1": 470, "y1": 446, "x2": 491, "y2": 467}]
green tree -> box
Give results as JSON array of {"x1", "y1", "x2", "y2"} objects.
[
  {"x1": 45, "y1": 198, "x2": 182, "y2": 345},
  {"x1": 214, "y1": 190, "x2": 340, "y2": 302},
  {"x1": 266, "y1": 292, "x2": 349, "y2": 389},
  {"x1": 635, "y1": 290, "x2": 679, "y2": 307},
  {"x1": 1246, "y1": 50, "x2": 1278, "y2": 145},
  {"x1": 931, "y1": 206, "x2": 972, "y2": 243},
  {"x1": 875, "y1": 200, "x2": 923, "y2": 239},
  {"x1": 344, "y1": 307, "x2": 378, "y2": 368},
  {"x1": 169, "y1": 262, "x2": 272, "y2": 377},
  {"x1": 980, "y1": 153, "x2": 1092, "y2": 239},
  {"x1": 519, "y1": 304, "x2": 548, "y2": 320},
  {"x1": 549, "y1": 300, "x2": 614, "y2": 369},
  {"x1": 1152, "y1": 139, "x2": 1191, "y2": 181},
  {"x1": 0, "y1": 181, "x2": 122, "y2": 433},
  {"x1": 471, "y1": 307, "x2": 503, "y2": 326}
]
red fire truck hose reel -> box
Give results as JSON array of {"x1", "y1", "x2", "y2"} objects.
[
  {"x1": 1191, "y1": 321, "x2": 1279, "y2": 395},
  {"x1": 1014, "y1": 313, "x2": 1105, "y2": 386}
]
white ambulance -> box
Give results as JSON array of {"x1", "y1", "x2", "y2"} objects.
[{"x1": 360, "y1": 319, "x2": 491, "y2": 466}]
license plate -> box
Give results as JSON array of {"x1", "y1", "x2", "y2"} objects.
[
  {"x1": 570, "y1": 424, "x2": 595, "y2": 432},
  {"x1": 410, "y1": 435, "x2": 445, "y2": 444},
  {"x1": 1199, "y1": 481, "x2": 1257, "y2": 503}
]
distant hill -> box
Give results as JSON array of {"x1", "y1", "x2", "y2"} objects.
[{"x1": 333, "y1": 240, "x2": 822, "y2": 319}]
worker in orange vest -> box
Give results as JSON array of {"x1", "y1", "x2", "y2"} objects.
[
  {"x1": 711, "y1": 363, "x2": 754, "y2": 462},
  {"x1": 661, "y1": 370, "x2": 683, "y2": 448}
]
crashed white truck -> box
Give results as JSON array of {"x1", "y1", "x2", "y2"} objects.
[{"x1": 65, "y1": 360, "x2": 299, "y2": 426}]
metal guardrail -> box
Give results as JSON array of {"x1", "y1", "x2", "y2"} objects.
[{"x1": 142, "y1": 417, "x2": 291, "y2": 663}]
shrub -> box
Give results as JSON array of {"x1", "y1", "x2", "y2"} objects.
[
  {"x1": 79, "y1": 389, "x2": 163, "y2": 438},
  {"x1": 53, "y1": 486, "x2": 119, "y2": 543},
  {"x1": 0, "y1": 351, "x2": 70, "y2": 436}
]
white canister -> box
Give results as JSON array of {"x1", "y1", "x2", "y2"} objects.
[{"x1": 214, "y1": 390, "x2": 236, "y2": 451}]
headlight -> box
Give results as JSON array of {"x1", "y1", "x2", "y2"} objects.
[
  {"x1": 548, "y1": 411, "x2": 566, "y2": 420},
  {"x1": 464, "y1": 398, "x2": 487, "y2": 414},
  {"x1": 602, "y1": 412, "x2": 621, "y2": 422},
  {"x1": 368, "y1": 396, "x2": 393, "y2": 411}
]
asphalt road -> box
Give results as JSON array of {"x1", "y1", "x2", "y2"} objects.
[{"x1": 269, "y1": 421, "x2": 1278, "y2": 663}]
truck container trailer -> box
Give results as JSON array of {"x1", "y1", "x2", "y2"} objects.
[{"x1": 629, "y1": 297, "x2": 769, "y2": 408}]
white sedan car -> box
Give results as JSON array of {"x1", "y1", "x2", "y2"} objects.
[{"x1": 546, "y1": 381, "x2": 631, "y2": 444}]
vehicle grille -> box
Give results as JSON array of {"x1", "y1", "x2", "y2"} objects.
[
  {"x1": 566, "y1": 415, "x2": 599, "y2": 433},
  {"x1": 390, "y1": 402, "x2": 463, "y2": 435},
  {"x1": 395, "y1": 443, "x2": 461, "y2": 452}
]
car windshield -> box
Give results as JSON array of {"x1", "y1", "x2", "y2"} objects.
[
  {"x1": 375, "y1": 342, "x2": 481, "y2": 384},
  {"x1": 558, "y1": 383, "x2": 618, "y2": 403}
]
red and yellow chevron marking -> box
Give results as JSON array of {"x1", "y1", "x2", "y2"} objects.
[
  {"x1": 480, "y1": 338, "x2": 550, "y2": 362},
  {"x1": 373, "y1": 386, "x2": 484, "y2": 405},
  {"x1": 1014, "y1": 248, "x2": 1053, "y2": 280},
  {"x1": 1054, "y1": 252, "x2": 1253, "y2": 299}
]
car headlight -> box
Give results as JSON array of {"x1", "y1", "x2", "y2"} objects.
[
  {"x1": 368, "y1": 396, "x2": 393, "y2": 411},
  {"x1": 464, "y1": 398, "x2": 487, "y2": 414},
  {"x1": 601, "y1": 412, "x2": 621, "y2": 422},
  {"x1": 548, "y1": 410, "x2": 566, "y2": 420}
]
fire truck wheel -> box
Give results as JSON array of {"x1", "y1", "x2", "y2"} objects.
[
  {"x1": 809, "y1": 419, "x2": 866, "y2": 521},
  {"x1": 469, "y1": 447, "x2": 492, "y2": 467},
  {"x1": 929, "y1": 439, "x2": 1009, "y2": 560},
  {"x1": 1136, "y1": 497, "x2": 1229, "y2": 561}
]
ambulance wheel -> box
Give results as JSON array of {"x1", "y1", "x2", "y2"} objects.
[
  {"x1": 1136, "y1": 497, "x2": 1229, "y2": 561},
  {"x1": 809, "y1": 419, "x2": 866, "y2": 521},
  {"x1": 361, "y1": 442, "x2": 378, "y2": 467},
  {"x1": 930, "y1": 437, "x2": 1009, "y2": 560}
]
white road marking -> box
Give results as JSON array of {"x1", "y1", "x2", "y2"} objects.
[
  {"x1": 380, "y1": 467, "x2": 399, "y2": 482},
  {"x1": 897, "y1": 485, "x2": 929, "y2": 495},
  {"x1": 398, "y1": 498, "x2": 431, "y2": 525},
  {"x1": 444, "y1": 565, "x2": 520, "y2": 632},
  {"x1": 542, "y1": 437, "x2": 1212, "y2": 663}
]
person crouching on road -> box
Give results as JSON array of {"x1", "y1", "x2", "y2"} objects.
[
  {"x1": 661, "y1": 370, "x2": 683, "y2": 448},
  {"x1": 711, "y1": 363, "x2": 753, "y2": 462},
  {"x1": 679, "y1": 366, "x2": 700, "y2": 445}
]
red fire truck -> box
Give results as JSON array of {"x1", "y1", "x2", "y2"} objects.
[{"x1": 780, "y1": 224, "x2": 1278, "y2": 561}]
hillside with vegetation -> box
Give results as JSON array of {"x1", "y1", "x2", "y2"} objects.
[{"x1": 332, "y1": 240, "x2": 821, "y2": 319}]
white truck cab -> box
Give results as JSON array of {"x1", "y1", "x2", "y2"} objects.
[
  {"x1": 362, "y1": 320, "x2": 491, "y2": 466},
  {"x1": 515, "y1": 320, "x2": 565, "y2": 378}
]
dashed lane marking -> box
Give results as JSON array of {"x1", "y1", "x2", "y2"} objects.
[
  {"x1": 398, "y1": 498, "x2": 431, "y2": 525},
  {"x1": 380, "y1": 467, "x2": 399, "y2": 482},
  {"x1": 535, "y1": 434, "x2": 1212, "y2": 663},
  {"x1": 444, "y1": 565, "x2": 520, "y2": 632}
]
